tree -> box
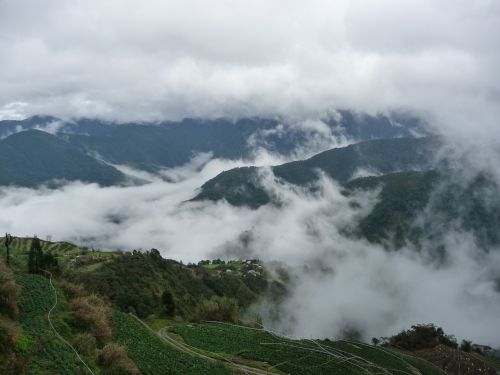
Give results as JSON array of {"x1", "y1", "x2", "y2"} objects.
[
  {"x1": 461, "y1": 340, "x2": 472, "y2": 352},
  {"x1": 28, "y1": 237, "x2": 43, "y2": 274},
  {"x1": 43, "y1": 252, "x2": 60, "y2": 274},
  {"x1": 389, "y1": 324, "x2": 458, "y2": 350},
  {"x1": 194, "y1": 296, "x2": 238, "y2": 323},
  {"x1": 161, "y1": 290, "x2": 176, "y2": 317},
  {"x1": 4, "y1": 233, "x2": 13, "y2": 266}
]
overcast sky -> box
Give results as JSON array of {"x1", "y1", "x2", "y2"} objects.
[{"x1": 1, "y1": 0, "x2": 499, "y2": 131}]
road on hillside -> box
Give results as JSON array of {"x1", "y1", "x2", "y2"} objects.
[{"x1": 157, "y1": 327, "x2": 279, "y2": 375}]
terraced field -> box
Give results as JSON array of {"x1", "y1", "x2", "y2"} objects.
[
  {"x1": 16, "y1": 274, "x2": 95, "y2": 374},
  {"x1": 113, "y1": 312, "x2": 231, "y2": 375},
  {"x1": 170, "y1": 322, "x2": 446, "y2": 375},
  {"x1": 414, "y1": 345, "x2": 497, "y2": 375}
]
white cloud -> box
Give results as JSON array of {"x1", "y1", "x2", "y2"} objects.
[
  {"x1": 0, "y1": 0, "x2": 498, "y2": 144},
  {"x1": 1, "y1": 155, "x2": 499, "y2": 346}
]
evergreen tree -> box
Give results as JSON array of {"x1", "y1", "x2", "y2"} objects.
[
  {"x1": 4, "y1": 233, "x2": 13, "y2": 266},
  {"x1": 28, "y1": 244, "x2": 36, "y2": 273},
  {"x1": 161, "y1": 290, "x2": 176, "y2": 316},
  {"x1": 28, "y1": 237, "x2": 43, "y2": 274}
]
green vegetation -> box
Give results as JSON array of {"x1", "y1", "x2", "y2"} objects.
[
  {"x1": 0, "y1": 260, "x2": 22, "y2": 373},
  {"x1": 1, "y1": 112, "x2": 423, "y2": 173},
  {"x1": 386, "y1": 324, "x2": 458, "y2": 350},
  {"x1": 1, "y1": 236, "x2": 497, "y2": 374},
  {"x1": 97, "y1": 342, "x2": 141, "y2": 375},
  {"x1": 0, "y1": 129, "x2": 124, "y2": 187},
  {"x1": 170, "y1": 322, "x2": 445, "y2": 375},
  {"x1": 193, "y1": 296, "x2": 238, "y2": 323},
  {"x1": 113, "y1": 312, "x2": 231, "y2": 375},
  {"x1": 193, "y1": 136, "x2": 440, "y2": 206},
  {"x1": 346, "y1": 170, "x2": 500, "y2": 249},
  {"x1": 16, "y1": 273, "x2": 93, "y2": 374},
  {"x1": 70, "y1": 249, "x2": 275, "y2": 319}
]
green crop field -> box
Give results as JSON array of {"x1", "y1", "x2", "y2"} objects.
[
  {"x1": 112, "y1": 312, "x2": 231, "y2": 375},
  {"x1": 16, "y1": 274, "x2": 95, "y2": 375},
  {"x1": 171, "y1": 322, "x2": 446, "y2": 375}
]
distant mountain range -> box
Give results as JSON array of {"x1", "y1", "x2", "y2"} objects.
[
  {"x1": 0, "y1": 130, "x2": 124, "y2": 187},
  {"x1": 193, "y1": 135, "x2": 500, "y2": 250},
  {"x1": 0, "y1": 111, "x2": 427, "y2": 186},
  {"x1": 345, "y1": 170, "x2": 500, "y2": 249},
  {"x1": 193, "y1": 136, "x2": 442, "y2": 207},
  {"x1": 0, "y1": 114, "x2": 498, "y2": 252},
  {"x1": 2, "y1": 112, "x2": 426, "y2": 163}
]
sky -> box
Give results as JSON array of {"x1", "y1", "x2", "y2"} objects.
[
  {"x1": 0, "y1": 0, "x2": 499, "y2": 135},
  {"x1": 1, "y1": 0, "x2": 500, "y2": 345}
]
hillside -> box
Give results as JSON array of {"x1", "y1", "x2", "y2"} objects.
[
  {"x1": 193, "y1": 136, "x2": 441, "y2": 207},
  {"x1": 345, "y1": 170, "x2": 500, "y2": 249},
  {"x1": 194, "y1": 165, "x2": 500, "y2": 250},
  {"x1": 0, "y1": 130, "x2": 124, "y2": 187},
  {"x1": 1, "y1": 236, "x2": 498, "y2": 374}
]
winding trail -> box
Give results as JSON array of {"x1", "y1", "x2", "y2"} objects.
[
  {"x1": 42, "y1": 270, "x2": 95, "y2": 375},
  {"x1": 129, "y1": 314, "x2": 275, "y2": 375}
]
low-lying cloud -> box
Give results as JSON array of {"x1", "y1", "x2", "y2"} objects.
[{"x1": 1, "y1": 149, "x2": 499, "y2": 347}]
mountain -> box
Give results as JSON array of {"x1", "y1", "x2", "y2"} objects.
[
  {"x1": 1, "y1": 111, "x2": 426, "y2": 172},
  {"x1": 64, "y1": 113, "x2": 426, "y2": 170},
  {"x1": 65, "y1": 118, "x2": 278, "y2": 171},
  {"x1": 0, "y1": 130, "x2": 124, "y2": 187},
  {"x1": 346, "y1": 170, "x2": 500, "y2": 249},
  {"x1": 327, "y1": 109, "x2": 426, "y2": 139},
  {"x1": 193, "y1": 136, "x2": 441, "y2": 207},
  {"x1": 0, "y1": 115, "x2": 117, "y2": 138},
  {"x1": 0, "y1": 115, "x2": 59, "y2": 138}
]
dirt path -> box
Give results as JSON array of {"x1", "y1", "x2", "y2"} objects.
[
  {"x1": 43, "y1": 270, "x2": 96, "y2": 375},
  {"x1": 156, "y1": 326, "x2": 278, "y2": 375}
]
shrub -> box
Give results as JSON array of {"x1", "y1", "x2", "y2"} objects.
[
  {"x1": 73, "y1": 333, "x2": 97, "y2": 357},
  {"x1": 98, "y1": 343, "x2": 141, "y2": 375},
  {"x1": 0, "y1": 262, "x2": 20, "y2": 319},
  {"x1": 70, "y1": 295, "x2": 112, "y2": 345},
  {"x1": 60, "y1": 281, "x2": 86, "y2": 299},
  {"x1": 194, "y1": 296, "x2": 238, "y2": 323},
  {"x1": 0, "y1": 319, "x2": 20, "y2": 354}
]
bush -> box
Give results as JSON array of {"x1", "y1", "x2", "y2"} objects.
[
  {"x1": 194, "y1": 296, "x2": 238, "y2": 323},
  {"x1": 70, "y1": 295, "x2": 112, "y2": 345},
  {"x1": 60, "y1": 281, "x2": 86, "y2": 299},
  {"x1": 73, "y1": 333, "x2": 97, "y2": 357},
  {"x1": 0, "y1": 262, "x2": 20, "y2": 319},
  {"x1": 98, "y1": 343, "x2": 141, "y2": 375},
  {"x1": 0, "y1": 319, "x2": 20, "y2": 354}
]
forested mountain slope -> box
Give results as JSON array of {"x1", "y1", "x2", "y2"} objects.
[{"x1": 0, "y1": 130, "x2": 124, "y2": 187}]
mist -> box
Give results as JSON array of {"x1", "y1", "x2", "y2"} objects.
[{"x1": 1, "y1": 143, "x2": 499, "y2": 347}]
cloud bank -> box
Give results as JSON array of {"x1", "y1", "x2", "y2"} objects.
[
  {"x1": 1, "y1": 1, "x2": 499, "y2": 140},
  {"x1": 1, "y1": 153, "x2": 499, "y2": 346}
]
